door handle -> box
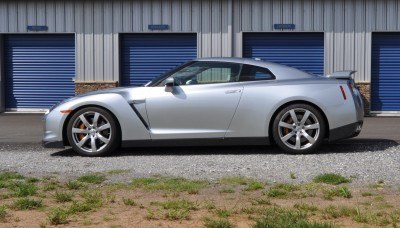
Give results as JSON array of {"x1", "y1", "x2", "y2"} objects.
[{"x1": 225, "y1": 89, "x2": 242, "y2": 94}]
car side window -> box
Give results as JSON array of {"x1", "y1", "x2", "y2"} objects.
[
  {"x1": 239, "y1": 64, "x2": 275, "y2": 81},
  {"x1": 162, "y1": 61, "x2": 242, "y2": 86}
]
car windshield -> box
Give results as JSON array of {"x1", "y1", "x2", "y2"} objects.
[{"x1": 145, "y1": 61, "x2": 195, "y2": 87}]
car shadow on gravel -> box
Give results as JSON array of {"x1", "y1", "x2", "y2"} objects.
[{"x1": 50, "y1": 138, "x2": 399, "y2": 157}]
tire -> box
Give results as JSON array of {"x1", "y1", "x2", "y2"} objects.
[
  {"x1": 67, "y1": 107, "x2": 120, "y2": 156},
  {"x1": 272, "y1": 104, "x2": 326, "y2": 154}
]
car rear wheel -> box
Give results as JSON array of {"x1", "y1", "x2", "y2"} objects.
[
  {"x1": 272, "y1": 104, "x2": 326, "y2": 154},
  {"x1": 67, "y1": 107, "x2": 120, "y2": 156}
]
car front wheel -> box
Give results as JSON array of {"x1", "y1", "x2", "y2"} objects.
[
  {"x1": 272, "y1": 104, "x2": 326, "y2": 154},
  {"x1": 67, "y1": 107, "x2": 120, "y2": 156}
]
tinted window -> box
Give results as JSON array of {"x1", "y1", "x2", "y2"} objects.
[
  {"x1": 162, "y1": 61, "x2": 242, "y2": 86},
  {"x1": 239, "y1": 64, "x2": 275, "y2": 81}
]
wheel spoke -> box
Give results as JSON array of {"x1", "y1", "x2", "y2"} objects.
[
  {"x1": 93, "y1": 112, "x2": 100, "y2": 128},
  {"x1": 97, "y1": 133, "x2": 110, "y2": 144},
  {"x1": 300, "y1": 110, "x2": 311, "y2": 125},
  {"x1": 289, "y1": 110, "x2": 299, "y2": 124},
  {"x1": 281, "y1": 131, "x2": 295, "y2": 142},
  {"x1": 302, "y1": 131, "x2": 315, "y2": 144},
  {"x1": 97, "y1": 123, "x2": 110, "y2": 131},
  {"x1": 72, "y1": 128, "x2": 90, "y2": 134},
  {"x1": 91, "y1": 136, "x2": 97, "y2": 153},
  {"x1": 279, "y1": 121, "x2": 293, "y2": 129},
  {"x1": 79, "y1": 115, "x2": 91, "y2": 128},
  {"x1": 304, "y1": 123, "x2": 320, "y2": 130},
  {"x1": 77, "y1": 135, "x2": 89, "y2": 147},
  {"x1": 295, "y1": 134, "x2": 301, "y2": 149}
]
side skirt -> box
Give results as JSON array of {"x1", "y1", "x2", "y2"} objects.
[{"x1": 121, "y1": 137, "x2": 270, "y2": 148}]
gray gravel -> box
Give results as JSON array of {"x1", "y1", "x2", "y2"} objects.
[{"x1": 1, "y1": 140, "x2": 400, "y2": 185}]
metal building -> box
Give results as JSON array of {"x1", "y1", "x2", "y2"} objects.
[{"x1": 0, "y1": 0, "x2": 399, "y2": 115}]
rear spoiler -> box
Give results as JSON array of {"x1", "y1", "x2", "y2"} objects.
[{"x1": 326, "y1": 70, "x2": 356, "y2": 79}]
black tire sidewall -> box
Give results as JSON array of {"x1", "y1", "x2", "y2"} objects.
[
  {"x1": 272, "y1": 104, "x2": 326, "y2": 154},
  {"x1": 66, "y1": 107, "x2": 119, "y2": 156}
]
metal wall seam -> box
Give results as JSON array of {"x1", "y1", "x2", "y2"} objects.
[
  {"x1": 0, "y1": 1, "x2": 8, "y2": 32},
  {"x1": 94, "y1": 1, "x2": 104, "y2": 80},
  {"x1": 75, "y1": 1, "x2": 84, "y2": 82},
  {"x1": 104, "y1": 0, "x2": 113, "y2": 82},
  {"x1": 84, "y1": 0, "x2": 94, "y2": 81},
  {"x1": 17, "y1": 1, "x2": 27, "y2": 33}
]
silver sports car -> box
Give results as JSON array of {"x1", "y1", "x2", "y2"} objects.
[{"x1": 43, "y1": 58, "x2": 364, "y2": 156}]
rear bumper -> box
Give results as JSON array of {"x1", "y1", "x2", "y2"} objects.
[
  {"x1": 329, "y1": 121, "x2": 363, "y2": 141},
  {"x1": 42, "y1": 140, "x2": 65, "y2": 148}
]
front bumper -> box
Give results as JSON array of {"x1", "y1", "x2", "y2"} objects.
[{"x1": 329, "y1": 121, "x2": 363, "y2": 142}]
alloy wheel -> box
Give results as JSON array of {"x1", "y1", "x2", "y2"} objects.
[
  {"x1": 277, "y1": 108, "x2": 320, "y2": 150},
  {"x1": 71, "y1": 111, "x2": 112, "y2": 153}
]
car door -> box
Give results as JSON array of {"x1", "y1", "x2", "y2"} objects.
[{"x1": 145, "y1": 61, "x2": 243, "y2": 139}]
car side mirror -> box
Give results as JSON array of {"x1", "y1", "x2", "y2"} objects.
[{"x1": 164, "y1": 77, "x2": 175, "y2": 92}]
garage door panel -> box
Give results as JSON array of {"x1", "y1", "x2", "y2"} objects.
[
  {"x1": 121, "y1": 34, "x2": 197, "y2": 86},
  {"x1": 371, "y1": 33, "x2": 400, "y2": 111},
  {"x1": 5, "y1": 35, "x2": 75, "y2": 109},
  {"x1": 243, "y1": 33, "x2": 324, "y2": 76}
]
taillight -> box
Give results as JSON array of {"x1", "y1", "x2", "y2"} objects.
[{"x1": 340, "y1": 85, "x2": 347, "y2": 100}]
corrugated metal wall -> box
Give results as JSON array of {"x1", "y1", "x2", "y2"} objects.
[{"x1": 0, "y1": 0, "x2": 399, "y2": 83}]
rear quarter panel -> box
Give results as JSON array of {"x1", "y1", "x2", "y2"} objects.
[{"x1": 225, "y1": 79, "x2": 358, "y2": 138}]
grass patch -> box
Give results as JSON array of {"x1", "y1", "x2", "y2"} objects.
[
  {"x1": 361, "y1": 191, "x2": 374, "y2": 197},
  {"x1": 0, "y1": 205, "x2": 6, "y2": 221},
  {"x1": 253, "y1": 207, "x2": 332, "y2": 228},
  {"x1": 313, "y1": 173, "x2": 350, "y2": 185},
  {"x1": 26, "y1": 177, "x2": 40, "y2": 183},
  {"x1": 65, "y1": 181, "x2": 84, "y2": 190},
  {"x1": 323, "y1": 186, "x2": 352, "y2": 200},
  {"x1": 122, "y1": 198, "x2": 136, "y2": 206},
  {"x1": 43, "y1": 180, "x2": 59, "y2": 191},
  {"x1": 220, "y1": 188, "x2": 235, "y2": 194},
  {"x1": 245, "y1": 180, "x2": 265, "y2": 191},
  {"x1": 13, "y1": 198, "x2": 43, "y2": 210},
  {"x1": 68, "y1": 191, "x2": 103, "y2": 214},
  {"x1": 165, "y1": 209, "x2": 190, "y2": 220},
  {"x1": 265, "y1": 189, "x2": 288, "y2": 198},
  {"x1": 0, "y1": 172, "x2": 24, "y2": 181},
  {"x1": 48, "y1": 208, "x2": 69, "y2": 225},
  {"x1": 203, "y1": 217, "x2": 234, "y2": 228},
  {"x1": 54, "y1": 191, "x2": 74, "y2": 203},
  {"x1": 10, "y1": 182, "x2": 38, "y2": 197},
  {"x1": 219, "y1": 176, "x2": 265, "y2": 190},
  {"x1": 77, "y1": 174, "x2": 106, "y2": 184},
  {"x1": 204, "y1": 201, "x2": 216, "y2": 211},
  {"x1": 156, "y1": 199, "x2": 198, "y2": 211},
  {"x1": 294, "y1": 203, "x2": 319, "y2": 213},
  {"x1": 263, "y1": 183, "x2": 300, "y2": 198},
  {"x1": 251, "y1": 198, "x2": 271, "y2": 206},
  {"x1": 131, "y1": 177, "x2": 208, "y2": 194},
  {"x1": 215, "y1": 208, "x2": 231, "y2": 218},
  {"x1": 152, "y1": 199, "x2": 198, "y2": 220}
]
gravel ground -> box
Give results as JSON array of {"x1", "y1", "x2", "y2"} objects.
[{"x1": 0, "y1": 140, "x2": 399, "y2": 185}]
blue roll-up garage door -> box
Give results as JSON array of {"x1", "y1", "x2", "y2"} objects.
[
  {"x1": 371, "y1": 33, "x2": 400, "y2": 111},
  {"x1": 243, "y1": 33, "x2": 324, "y2": 75},
  {"x1": 121, "y1": 34, "x2": 197, "y2": 86},
  {"x1": 4, "y1": 35, "x2": 75, "y2": 109}
]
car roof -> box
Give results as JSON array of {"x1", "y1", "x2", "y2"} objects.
[{"x1": 195, "y1": 57, "x2": 315, "y2": 80}]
